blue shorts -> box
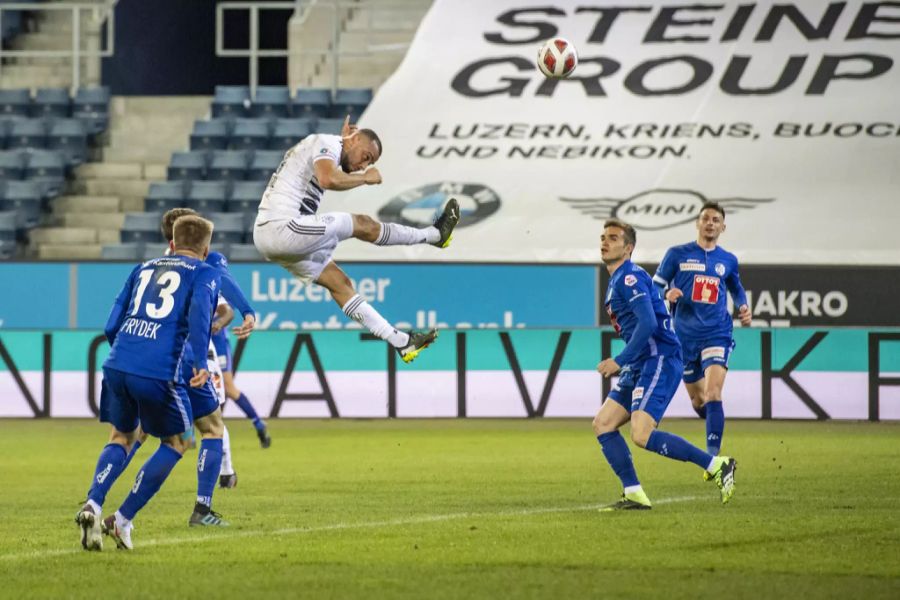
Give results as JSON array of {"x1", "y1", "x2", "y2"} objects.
[
  {"x1": 681, "y1": 336, "x2": 735, "y2": 384},
  {"x1": 180, "y1": 362, "x2": 221, "y2": 420},
  {"x1": 100, "y1": 367, "x2": 193, "y2": 438},
  {"x1": 212, "y1": 332, "x2": 233, "y2": 372},
  {"x1": 608, "y1": 355, "x2": 683, "y2": 423}
]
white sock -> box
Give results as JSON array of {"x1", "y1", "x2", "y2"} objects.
[
  {"x1": 114, "y1": 510, "x2": 131, "y2": 529},
  {"x1": 220, "y1": 425, "x2": 234, "y2": 476},
  {"x1": 342, "y1": 294, "x2": 410, "y2": 347},
  {"x1": 375, "y1": 223, "x2": 440, "y2": 246},
  {"x1": 706, "y1": 456, "x2": 718, "y2": 472},
  {"x1": 86, "y1": 499, "x2": 102, "y2": 515},
  {"x1": 623, "y1": 485, "x2": 643, "y2": 496}
]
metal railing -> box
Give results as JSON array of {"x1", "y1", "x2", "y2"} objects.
[{"x1": 0, "y1": 1, "x2": 116, "y2": 90}]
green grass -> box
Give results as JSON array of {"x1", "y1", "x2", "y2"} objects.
[{"x1": 0, "y1": 419, "x2": 898, "y2": 599}]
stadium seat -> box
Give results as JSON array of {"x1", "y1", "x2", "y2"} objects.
[
  {"x1": 47, "y1": 118, "x2": 89, "y2": 165},
  {"x1": 269, "y1": 118, "x2": 311, "y2": 150},
  {"x1": 228, "y1": 242, "x2": 262, "y2": 261},
  {"x1": 145, "y1": 181, "x2": 187, "y2": 213},
  {"x1": 207, "y1": 212, "x2": 244, "y2": 244},
  {"x1": 101, "y1": 243, "x2": 143, "y2": 260},
  {"x1": 24, "y1": 150, "x2": 66, "y2": 198},
  {"x1": 230, "y1": 118, "x2": 271, "y2": 151},
  {"x1": 314, "y1": 118, "x2": 345, "y2": 135},
  {"x1": 168, "y1": 151, "x2": 207, "y2": 181},
  {"x1": 0, "y1": 180, "x2": 43, "y2": 228},
  {"x1": 207, "y1": 150, "x2": 248, "y2": 181},
  {"x1": 32, "y1": 88, "x2": 70, "y2": 118},
  {"x1": 246, "y1": 150, "x2": 282, "y2": 182},
  {"x1": 0, "y1": 89, "x2": 31, "y2": 117},
  {"x1": 291, "y1": 88, "x2": 331, "y2": 120},
  {"x1": 0, "y1": 211, "x2": 16, "y2": 258},
  {"x1": 142, "y1": 243, "x2": 169, "y2": 260},
  {"x1": 0, "y1": 151, "x2": 24, "y2": 180},
  {"x1": 331, "y1": 88, "x2": 373, "y2": 121},
  {"x1": 8, "y1": 119, "x2": 47, "y2": 149},
  {"x1": 190, "y1": 119, "x2": 230, "y2": 151},
  {"x1": 251, "y1": 86, "x2": 290, "y2": 118},
  {"x1": 227, "y1": 180, "x2": 266, "y2": 213},
  {"x1": 212, "y1": 86, "x2": 250, "y2": 118},
  {"x1": 72, "y1": 86, "x2": 111, "y2": 135},
  {"x1": 186, "y1": 180, "x2": 228, "y2": 213},
  {"x1": 121, "y1": 212, "x2": 164, "y2": 243}
]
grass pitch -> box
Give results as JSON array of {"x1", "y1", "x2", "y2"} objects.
[{"x1": 0, "y1": 418, "x2": 898, "y2": 599}]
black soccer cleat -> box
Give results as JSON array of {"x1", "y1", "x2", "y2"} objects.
[
  {"x1": 219, "y1": 473, "x2": 238, "y2": 489},
  {"x1": 431, "y1": 198, "x2": 460, "y2": 248},
  {"x1": 189, "y1": 504, "x2": 230, "y2": 527},
  {"x1": 256, "y1": 426, "x2": 272, "y2": 449},
  {"x1": 598, "y1": 496, "x2": 653, "y2": 512},
  {"x1": 396, "y1": 329, "x2": 439, "y2": 364}
]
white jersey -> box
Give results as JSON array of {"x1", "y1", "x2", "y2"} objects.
[{"x1": 258, "y1": 134, "x2": 342, "y2": 220}]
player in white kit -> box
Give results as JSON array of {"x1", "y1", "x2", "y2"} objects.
[{"x1": 253, "y1": 123, "x2": 460, "y2": 363}]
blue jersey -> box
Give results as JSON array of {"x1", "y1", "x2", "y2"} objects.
[
  {"x1": 103, "y1": 255, "x2": 221, "y2": 382},
  {"x1": 652, "y1": 242, "x2": 748, "y2": 341},
  {"x1": 605, "y1": 260, "x2": 681, "y2": 368},
  {"x1": 205, "y1": 251, "x2": 254, "y2": 319}
]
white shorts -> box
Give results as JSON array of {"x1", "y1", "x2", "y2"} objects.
[{"x1": 253, "y1": 212, "x2": 354, "y2": 282}]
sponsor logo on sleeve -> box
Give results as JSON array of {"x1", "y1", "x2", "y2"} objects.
[{"x1": 624, "y1": 274, "x2": 637, "y2": 286}]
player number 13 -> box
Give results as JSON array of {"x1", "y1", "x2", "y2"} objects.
[{"x1": 131, "y1": 269, "x2": 182, "y2": 319}]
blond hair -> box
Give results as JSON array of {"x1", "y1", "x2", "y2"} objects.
[{"x1": 172, "y1": 215, "x2": 213, "y2": 255}]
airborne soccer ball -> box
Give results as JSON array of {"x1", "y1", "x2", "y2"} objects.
[{"x1": 536, "y1": 38, "x2": 578, "y2": 79}]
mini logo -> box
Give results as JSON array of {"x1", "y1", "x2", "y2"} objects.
[
  {"x1": 715, "y1": 263, "x2": 726, "y2": 276},
  {"x1": 378, "y1": 182, "x2": 500, "y2": 228},
  {"x1": 559, "y1": 189, "x2": 774, "y2": 230},
  {"x1": 624, "y1": 274, "x2": 637, "y2": 287}
]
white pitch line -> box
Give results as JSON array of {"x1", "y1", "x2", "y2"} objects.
[{"x1": 0, "y1": 495, "x2": 704, "y2": 562}]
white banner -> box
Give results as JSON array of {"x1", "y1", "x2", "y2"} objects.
[{"x1": 327, "y1": 0, "x2": 900, "y2": 265}]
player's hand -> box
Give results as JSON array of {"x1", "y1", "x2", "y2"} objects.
[
  {"x1": 665, "y1": 288, "x2": 684, "y2": 303},
  {"x1": 596, "y1": 358, "x2": 621, "y2": 378},
  {"x1": 364, "y1": 167, "x2": 382, "y2": 185},
  {"x1": 341, "y1": 115, "x2": 358, "y2": 139},
  {"x1": 231, "y1": 314, "x2": 256, "y2": 339},
  {"x1": 210, "y1": 319, "x2": 225, "y2": 335},
  {"x1": 190, "y1": 368, "x2": 210, "y2": 388},
  {"x1": 738, "y1": 304, "x2": 752, "y2": 327}
]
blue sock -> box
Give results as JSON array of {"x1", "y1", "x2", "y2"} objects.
[
  {"x1": 86, "y1": 443, "x2": 127, "y2": 507},
  {"x1": 598, "y1": 432, "x2": 640, "y2": 488},
  {"x1": 234, "y1": 393, "x2": 264, "y2": 431},
  {"x1": 121, "y1": 439, "x2": 142, "y2": 472},
  {"x1": 118, "y1": 444, "x2": 182, "y2": 521},
  {"x1": 196, "y1": 438, "x2": 223, "y2": 507},
  {"x1": 705, "y1": 400, "x2": 725, "y2": 455},
  {"x1": 693, "y1": 404, "x2": 707, "y2": 419},
  {"x1": 645, "y1": 430, "x2": 713, "y2": 470}
]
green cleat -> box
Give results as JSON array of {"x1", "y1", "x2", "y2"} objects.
[
  {"x1": 599, "y1": 488, "x2": 652, "y2": 512},
  {"x1": 708, "y1": 456, "x2": 737, "y2": 504},
  {"x1": 431, "y1": 198, "x2": 460, "y2": 248},
  {"x1": 397, "y1": 329, "x2": 439, "y2": 364}
]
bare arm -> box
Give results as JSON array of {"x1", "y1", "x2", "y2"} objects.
[
  {"x1": 314, "y1": 159, "x2": 381, "y2": 191},
  {"x1": 211, "y1": 302, "x2": 235, "y2": 335}
]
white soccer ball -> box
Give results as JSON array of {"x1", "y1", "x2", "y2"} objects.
[{"x1": 536, "y1": 38, "x2": 578, "y2": 79}]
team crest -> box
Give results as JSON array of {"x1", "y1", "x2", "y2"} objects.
[
  {"x1": 715, "y1": 263, "x2": 726, "y2": 276},
  {"x1": 624, "y1": 274, "x2": 637, "y2": 286}
]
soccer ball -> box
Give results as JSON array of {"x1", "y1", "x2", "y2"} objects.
[{"x1": 536, "y1": 38, "x2": 578, "y2": 79}]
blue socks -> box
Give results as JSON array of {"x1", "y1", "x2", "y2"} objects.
[
  {"x1": 646, "y1": 430, "x2": 713, "y2": 470},
  {"x1": 86, "y1": 443, "x2": 127, "y2": 507},
  {"x1": 121, "y1": 439, "x2": 142, "y2": 472},
  {"x1": 598, "y1": 432, "x2": 640, "y2": 488},
  {"x1": 196, "y1": 438, "x2": 223, "y2": 507},
  {"x1": 234, "y1": 393, "x2": 264, "y2": 431},
  {"x1": 705, "y1": 400, "x2": 725, "y2": 455},
  {"x1": 118, "y1": 444, "x2": 182, "y2": 521}
]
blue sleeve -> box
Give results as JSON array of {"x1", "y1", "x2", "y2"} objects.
[
  {"x1": 208, "y1": 253, "x2": 255, "y2": 318},
  {"x1": 614, "y1": 277, "x2": 655, "y2": 366},
  {"x1": 653, "y1": 248, "x2": 677, "y2": 290},
  {"x1": 187, "y1": 268, "x2": 220, "y2": 371},
  {"x1": 104, "y1": 266, "x2": 138, "y2": 344},
  {"x1": 725, "y1": 258, "x2": 748, "y2": 308}
]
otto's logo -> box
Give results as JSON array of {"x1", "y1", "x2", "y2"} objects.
[
  {"x1": 560, "y1": 189, "x2": 773, "y2": 230},
  {"x1": 378, "y1": 182, "x2": 500, "y2": 228}
]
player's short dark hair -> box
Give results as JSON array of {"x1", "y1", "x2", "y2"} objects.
[
  {"x1": 161, "y1": 208, "x2": 198, "y2": 241},
  {"x1": 603, "y1": 218, "x2": 636, "y2": 247},
  {"x1": 173, "y1": 215, "x2": 213, "y2": 255},
  {"x1": 359, "y1": 128, "x2": 382, "y2": 157},
  {"x1": 699, "y1": 201, "x2": 725, "y2": 220}
]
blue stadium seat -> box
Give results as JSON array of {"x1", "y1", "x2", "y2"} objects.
[
  {"x1": 145, "y1": 181, "x2": 187, "y2": 213},
  {"x1": 0, "y1": 180, "x2": 43, "y2": 228},
  {"x1": 269, "y1": 118, "x2": 311, "y2": 150},
  {"x1": 314, "y1": 118, "x2": 345, "y2": 135},
  {"x1": 246, "y1": 150, "x2": 282, "y2": 182},
  {"x1": 227, "y1": 180, "x2": 266, "y2": 213},
  {"x1": 230, "y1": 118, "x2": 271, "y2": 151},
  {"x1": 121, "y1": 212, "x2": 164, "y2": 243},
  {"x1": 101, "y1": 243, "x2": 143, "y2": 260},
  {"x1": 0, "y1": 89, "x2": 31, "y2": 117},
  {"x1": 168, "y1": 151, "x2": 207, "y2": 181},
  {"x1": 47, "y1": 118, "x2": 88, "y2": 165},
  {"x1": 8, "y1": 119, "x2": 47, "y2": 149},
  {"x1": 207, "y1": 150, "x2": 248, "y2": 181},
  {"x1": 186, "y1": 180, "x2": 228, "y2": 213},
  {"x1": 0, "y1": 151, "x2": 24, "y2": 180},
  {"x1": 240, "y1": 211, "x2": 257, "y2": 234},
  {"x1": 0, "y1": 211, "x2": 16, "y2": 257},
  {"x1": 72, "y1": 86, "x2": 111, "y2": 135},
  {"x1": 24, "y1": 150, "x2": 66, "y2": 198},
  {"x1": 291, "y1": 88, "x2": 331, "y2": 120},
  {"x1": 229, "y1": 242, "x2": 262, "y2": 261},
  {"x1": 212, "y1": 86, "x2": 250, "y2": 118},
  {"x1": 141, "y1": 243, "x2": 169, "y2": 260},
  {"x1": 190, "y1": 119, "x2": 230, "y2": 151},
  {"x1": 331, "y1": 88, "x2": 373, "y2": 121},
  {"x1": 251, "y1": 86, "x2": 290, "y2": 118},
  {"x1": 33, "y1": 88, "x2": 70, "y2": 118},
  {"x1": 207, "y1": 212, "x2": 245, "y2": 244}
]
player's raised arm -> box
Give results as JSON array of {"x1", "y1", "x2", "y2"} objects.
[
  {"x1": 103, "y1": 265, "x2": 140, "y2": 344},
  {"x1": 313, "y1": 130, "x2": 382, "y2": 190}
]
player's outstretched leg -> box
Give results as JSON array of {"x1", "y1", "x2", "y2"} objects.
[
  {"x1": 366, "y1": 198, "x2": 460, "y2": 250},
  {"x1": 593, "y1": 400, "x2": 652, "y2": 511}
]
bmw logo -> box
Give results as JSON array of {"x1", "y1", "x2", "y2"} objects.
[{"x1": 377, "y1": 182, "x2": 501, "y2": 228}]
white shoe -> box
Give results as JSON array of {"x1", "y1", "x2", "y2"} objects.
[
  {"x1": 101, "y1": 514, "x2": 133, "y2": 550},
  {"x1": 75, "y1": 505, "x2": 103, "y2": 551}
]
